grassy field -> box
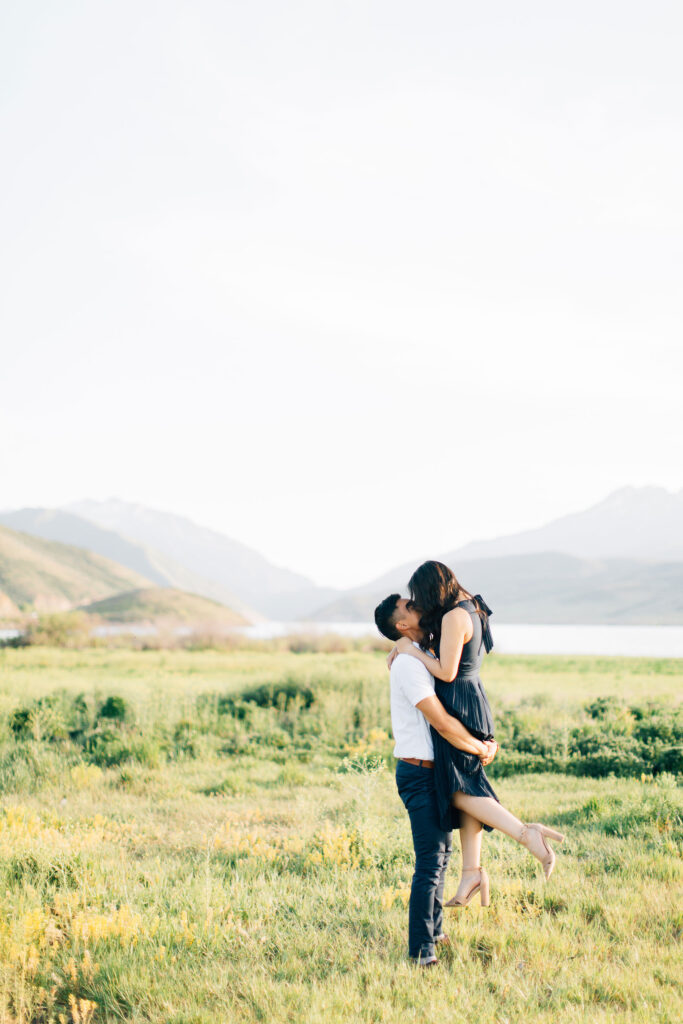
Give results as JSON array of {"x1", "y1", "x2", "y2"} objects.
[{"x1": 0, "y1": 648, "x2": 680, "y2": 1023}]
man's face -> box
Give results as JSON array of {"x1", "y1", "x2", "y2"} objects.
[{"x1": 394, "y1": 598, "x2": 422, "y2": 635}]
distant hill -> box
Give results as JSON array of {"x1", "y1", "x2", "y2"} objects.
[
  {"x1": 0, "y1": 507, "x2": 259, "y2": 621},
  {"x1": 67, "y1": 499, "x2": 339, "y2": 619},
  {"x1": 449, "y1": 486, "x2": 683, "y2": 563},
  {"x1": 0, "y1": 525, "x2": 151, "y2": 614},
  {"x1": 81, "y1": 587, "x2": 248, "y2": 627},
  {"x1": 313, "y1": 552, "x2": 683, "y2": 626},
  {"x1": 4, "y1": 486, "x2": 681, "y2": 626},
  {"x1": 0, "y1": 508, "x2": 170, "y2": 583}
]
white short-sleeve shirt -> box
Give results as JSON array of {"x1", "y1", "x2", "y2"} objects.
[{"x1": 390, "y1": 645, "x2": 436, "y2": 760}]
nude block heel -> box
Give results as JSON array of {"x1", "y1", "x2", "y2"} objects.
[
  {"x1": 445, "y1": 867, "x2": 490, "y2": 908},
  {"x1": 522, "y1": 823, "x2": 566, "y2": 880},
  {"x1": 529, "y1": 823, "x2": 565, "y2": 843}
]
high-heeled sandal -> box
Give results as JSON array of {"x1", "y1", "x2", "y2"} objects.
[
  {"x1": 520, "y1": 823, "x2": 565, "y2": 880},
  {"x1": 445, "y1": 867, "x2": 490, "y2": 907}
]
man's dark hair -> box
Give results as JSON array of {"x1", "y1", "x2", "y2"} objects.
[{"x1": 374, "y1": 593, "x2": 402, "y2": 641}]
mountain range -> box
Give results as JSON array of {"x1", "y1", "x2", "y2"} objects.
[
  {"x1": 0, "y1": 524, "x2": 149, "y2": 615},
  {"x1": 0, "y1": 506, "x2": 259, "y2": 620},
  {"x1": 312, "y1": 487, "x2": 683, "y2": 624},
  {"x1": 1, "y1": 486, "x2": 681, "y2": 626},
  {"x1": 447, "y1": 486, "x2": 683, "y2": 563},
  {"x1": 67, "y1": 500, "x2": 340, "y2": 619},
  {"x1": 313, "y1": 552, "x2": 683, "y2": 625}
]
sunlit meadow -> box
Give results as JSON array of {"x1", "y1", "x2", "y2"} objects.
[{"x1": 0, "y1": 647, "x2": 680, "y2": 1023}]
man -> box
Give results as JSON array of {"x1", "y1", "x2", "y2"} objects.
[{"x1": 374, "y1": 594, "x2": 497, "y2": 967}]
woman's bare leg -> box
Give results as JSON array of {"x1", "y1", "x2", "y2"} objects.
[
  {"x1": 451, "y1": 792, "x2": 565, "y2": 880},
  {"x1": 459, "y1": 811, "x2": 483, "y2": 870},
  {"x1": 446, "y1": 810, "x2": 487, "y2": 906},
  {"x1": 452, "y1": 793, "x2": 525, "y2": 840}
]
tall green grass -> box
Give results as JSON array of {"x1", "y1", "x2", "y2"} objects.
[{"x1": 0, "y1": 649, "x2": 680, "y2": 1023}]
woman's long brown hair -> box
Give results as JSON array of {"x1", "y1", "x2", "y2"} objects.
[{"x1": 407, "y1": 560, "x2": 491, "y2": 659}]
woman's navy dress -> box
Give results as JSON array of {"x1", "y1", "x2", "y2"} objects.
[{"x1": 431, "y1": 597, "x2": 499, "y2": 832}]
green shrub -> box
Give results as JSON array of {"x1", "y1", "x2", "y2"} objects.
[
  {"x1": 85, "y1": 729, "x2": 133, "y2": 767},
  {"x1": 8, "y1": 707, "x2": 31, "y2": 737},
  {"x1": 1, "y1": 678, "x2": 679, "y2": 782},
  {"x1": 23, "y1": 611, "x2": 92, "y2": 648},
  {"x1": 236, "y1": 678, "x2": 315, "y2": 711},
  {"x1": 490, "y1": 698, "x2": 681, "y2": 780},
  {"x1": 9, "y1": 697, "x2": 67, "y2": 742},
  {"x1": 585, "y1": 696, "x2": 625, "y2": 719},
  {"x1": 9, "y1": 691, "x2": 97, "y2": 743},
  {"x1": 98, "y1": 695, "x2": 134, "y2": 724},
  {"x1": 66, "y1": 692, "x2": 98, "y2": 736},
  {"x1": 489, "y1": 750, "x2": 567, "y2": 778},
  {"x1": 568, "y1": 746, "x2": 649, "y2": 778}
]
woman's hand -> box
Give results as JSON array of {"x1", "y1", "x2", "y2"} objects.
[
  {"x1": 386, "y1": 636, "x2": 414, "y2": 669},
  {"x1": 479, "y1": 740, "x2": 499, "y2": 766}
]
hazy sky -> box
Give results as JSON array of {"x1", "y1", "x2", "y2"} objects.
[{"x1": 2, "y1": 1, "x2": 682, "y2": 587}]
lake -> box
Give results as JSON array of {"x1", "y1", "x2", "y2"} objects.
[
  {"x1": 241, "y1": 621, "x2": 683, "y2": 657},
  {"x1": 2, "y1": 622, "x2": 683, "y2": 657}
]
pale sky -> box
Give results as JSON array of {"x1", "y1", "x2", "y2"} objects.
[{"x1": 2, "y1": 1, "x2": 682, "y2": 588}]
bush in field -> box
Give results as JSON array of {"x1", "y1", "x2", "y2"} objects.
[
  {"x1": 9, "y1": 692, "x2": 133, "y2": 740},
  {"x1": 490, "y1": 750, "x2": 566, "y2": 778},
  {"x1": 0, "y1": 672, "x2": 680, "y2": 782},
  {"x1": 487, "y1": 696, "x2": 683, "y2": 780},
  {"x1": 631, "y1": 705, "x2": 683, "y2": 775},
  {"x1": 4, "y1": 691, "x2": 146, "y2": 770},
  {"x1": 84, "y1": 730, "x2": 133, "y2": 767},
  {"x1": 229, "y1": 678, "x2": 315, "y2": 712},
  {"x1": 568, "y1": 700, "x2": 683, "y2": 778},
  {"x1": 491, "y1": 708, "x2": 569, "y2": 777},
  {"x1": 22, "y1": 612, "x2": 92, "y2": 648},
  {"x1": 585, "y1": 696, "x2": 624, "y2": 720},
  {"x1": 10, "y1": 691, "x2": 99, "y2": 740},
  {"x1": 567, "y1": 728, "x2": 650, "y2": 778},
  {"x1": 8, "y1": 707, "x2": 31, "y2": 738},
  {"x1": 98, "y1": 695, "x2": 134, "y2": 725},
  {"x1": 9, "y1": 696, "x2": 68, "y2": 743}
]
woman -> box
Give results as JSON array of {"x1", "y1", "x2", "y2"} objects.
[{"x1": 388, "y1": 560, "x2": 564, "y2": 905}]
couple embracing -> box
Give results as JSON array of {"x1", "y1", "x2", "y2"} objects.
[{"x1": 374, "y1": 560, "x2": 564, "y2": 967}]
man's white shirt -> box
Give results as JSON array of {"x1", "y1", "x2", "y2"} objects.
[{"x1": 390, "y1": 644, "x2": 436, "y2": 760}]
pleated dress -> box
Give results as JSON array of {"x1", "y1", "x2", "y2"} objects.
[{"x1": 431, "y1": 597, "x2": 500, "y2": 832}]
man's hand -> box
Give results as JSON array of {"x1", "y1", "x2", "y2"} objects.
[
  {"x1": 416, "y1": 696, "x2": 490, "y2": 757},
  {"x1": 479, "y1": 740, "x2": 499, "y2": 767}
]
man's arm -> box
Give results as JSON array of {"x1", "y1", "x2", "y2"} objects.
[
  {"x1": 393, "y1": 653, "x2": 497, "y2": 764},
  {"x1": 416, "y1": 695, "x2": 489, "y2": 757}
]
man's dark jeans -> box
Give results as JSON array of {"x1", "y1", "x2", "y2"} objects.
[{"x1": 396, "y1": 760, "x2": 452, "y2": 961}]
